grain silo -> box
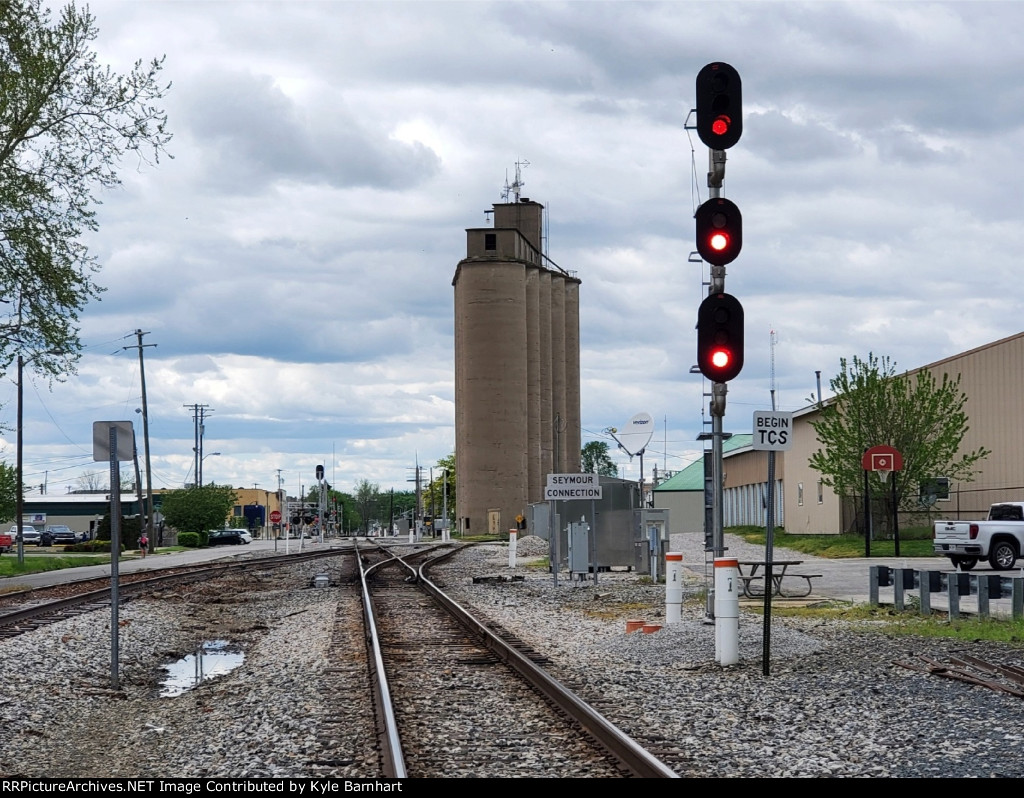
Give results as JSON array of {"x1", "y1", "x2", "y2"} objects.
[{"x1": 453, "y1": 199, "x2": 581, "y2": 536}]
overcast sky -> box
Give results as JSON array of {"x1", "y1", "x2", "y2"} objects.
[{"x1": 3, "y1": 0, "x2": 1023, "y2": 500}]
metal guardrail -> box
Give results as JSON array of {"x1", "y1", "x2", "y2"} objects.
[{"x1": 870, "y1": 565, "x2": 1024, "y2": 619}]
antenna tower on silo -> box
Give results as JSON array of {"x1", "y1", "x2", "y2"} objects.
[{"x1": 502, "y1": 159, "x2": 530, "y2": 202}]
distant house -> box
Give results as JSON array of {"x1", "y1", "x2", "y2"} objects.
[
  {"x1": 19, "y1": 486, "x2": 283, "y2": 540},
  {"x1": 19, "y1": 493, "x2": 148, "y2": 538},
  {"x1": 652, "y1": 434, "x2": 775, "y2": 533}
]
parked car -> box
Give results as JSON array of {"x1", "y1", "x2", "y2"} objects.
[
  {"x1": 208, "y1": 529, "x2": 246, "y2": 546},
  {"x1": 238, "y1": 531, "x2": 253, "y2": 544},
  {"x1": 45, "y1": 525, "x2": 78, "y2": 545},
  {"x1": 934, "y1": 501, "x2": 1024, "y2": 570},
  {"x1": 8, "y1": 525, "x2": 40, "y2": 545}
]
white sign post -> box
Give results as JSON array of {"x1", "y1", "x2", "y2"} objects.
[
  {"x1": 545, "y1": 473, "x2": 603, "y2": 588},
  {"x1": 752, "y1": 411, "x2": 793, "y2": 451},
  {"x1": 751, "y1": 410, "x2": 793, "y2": 675},
  {"x1": 93, "y1": 420, "x2": 135, "y2": 691}
]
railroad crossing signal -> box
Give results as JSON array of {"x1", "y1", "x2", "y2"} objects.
[
  {"x1": 697, "y1": 292, "x2": 744, "y2": 382},
  {"x1": 696, "y1": 61, "x2": 742, "y2": 150},
  {"x1": 695, "y1": 197, "x2": 742, "y2": 266}
]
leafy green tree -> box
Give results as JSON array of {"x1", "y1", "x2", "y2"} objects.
[
  {"x1": 159, "y1": 484, "x2": 237, "y2": 536},
  {"x1": 381, "y1": 489, "x2": 417, "y2": 533},
  {"x1": 0, "y1": 1, "x2": 171, "y2": 379},
  {"x1": 809, "y1": 353, "x2": 990, "y2": 514},
  {"x1": 0, "y1": 461, "x2": 18, "y2": 522},
  {"x1": 389, "y1": 490, "x2": 418, "y2": 518},
  {"x1": 354, "y1": 479, "x2": 380, "y2": 534},
  {"x1": 581, "y1": 441, "x2": 617, "y2": 476},
  {"x1": 95, "y1": 512, "x2": 141, "y2": 548}
]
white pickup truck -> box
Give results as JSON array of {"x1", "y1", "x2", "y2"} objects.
[{"x1": 933, "y1": 502, "x2": 1024, "y2": 571}]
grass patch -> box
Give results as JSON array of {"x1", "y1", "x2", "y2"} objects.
[
  {"x1": 876, "y1": 614, "x2": 1024, "y2": 644},
  {"x1": 0, "y1": 554, "x2": 111, "y2": 578},
  {"x1": 727, "y1": 525, "x2": 935, "y2": 558},
  {"x1": 758, "y1": 601, "x2": 1024, "y2": 645}
]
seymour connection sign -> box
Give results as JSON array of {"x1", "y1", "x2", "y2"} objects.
[{"x1": 544, "y1": 473, "x2": 603, "y2": 500}]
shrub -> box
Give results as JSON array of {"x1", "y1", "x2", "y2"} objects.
[
  {"x1": 178, "y1": 532, "x2": 201, "y2": 548},
  {"x1": 94, "y1": 514, "x2": 143, "y2": 548},
  {"x1": 66, "y1": 540, "x2": 123, "y2": 553}
]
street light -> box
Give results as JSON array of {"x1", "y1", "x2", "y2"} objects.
[
  {"x1": 185, "y1": 451, "x2": 221, "y2": 487},
  {"x1": 201, "y1": 452, "x2": 221, "y2": 486}
]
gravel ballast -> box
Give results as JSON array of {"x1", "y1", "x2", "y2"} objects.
[{"x1": 1, "y1": 535, "x2": 1023, "y2": 778}]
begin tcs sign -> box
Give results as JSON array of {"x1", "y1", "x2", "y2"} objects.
[{"x1": 752, "y1": 411, "x2": 793, "y2": 451}]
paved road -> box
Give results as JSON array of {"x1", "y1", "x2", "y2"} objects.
[
  {"x1": 671, "y1": 531, "x2": 1024, "y2": 617},
  {"x1": 0, "y1": 538, "x2": 339, "y2": 593},
  {"x1": 780, "y1": 554, "x2": 1024, "y2": 619}
]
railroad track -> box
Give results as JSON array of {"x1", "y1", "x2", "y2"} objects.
[
  {"x1": 894, "y1": 652, "x2": 1024, "y2": 697},
  {"x1": 0, "y1": 540, "x2": 677, "y2": 777},
  {"x1": 358, "y1": 542, "x2": 677, "y2": 778},
  {"x1": 0, "y1": 548, "x2": 347, "y2": 639}
]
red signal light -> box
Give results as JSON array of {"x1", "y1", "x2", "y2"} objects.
[
  {"x1": 695, "y1": 198, "x2": 742, "y2": 266},
  {"x1": 697, "y1": 293, "x2": 744, "y2": 383},
  {"x1": 696, "y1": 63, "x2": 742, "y2": 150}
]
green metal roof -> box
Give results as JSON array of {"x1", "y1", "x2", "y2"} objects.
[{"x1": 654, "y1": 434, "x2": 753, "y2": 492}]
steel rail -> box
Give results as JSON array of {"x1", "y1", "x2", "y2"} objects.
[
  {"x1": 357, "y1": 543, "x2": 408, "y2": 779},
  {"x1": 370, "y1": 542, "x2": 679, "y2": 778}
]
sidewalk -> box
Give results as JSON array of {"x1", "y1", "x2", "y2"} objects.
[{"x1": 0, "y1": 538, "x2": 333, "y2": 593}]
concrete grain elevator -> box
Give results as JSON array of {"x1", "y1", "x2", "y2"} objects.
[{"x1": 453, "y1": 198, "x2": 581, "y2": 536}]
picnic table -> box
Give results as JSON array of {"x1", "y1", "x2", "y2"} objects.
[{"x1": 737, "y1": 560, "x2": 821, "y2": 598}]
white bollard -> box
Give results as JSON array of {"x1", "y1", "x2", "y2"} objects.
[
  {"x1": 509, "y1": 530, "x2": 518, "y2": 568},
  {"x1": 665, "y1": 552, "x2": 683, "y2": 624},
  {"x1": 714, "y1": 557, "x2": 740, "y2": 666}
]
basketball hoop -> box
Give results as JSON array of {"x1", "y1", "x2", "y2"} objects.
[{"x1": 862, "y1": 445, "x2": 903, "y2": 481}]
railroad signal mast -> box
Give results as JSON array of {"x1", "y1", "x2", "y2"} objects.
[{"x1": 694, "y1": 62, "x2": 744, "y2": 563}]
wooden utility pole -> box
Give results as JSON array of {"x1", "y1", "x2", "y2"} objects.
[{"x1": 125, "y1": 331, "x2": 157, "y2": 550}]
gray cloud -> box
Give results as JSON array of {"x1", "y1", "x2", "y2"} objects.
[{"x1": 14, "y1": 0, "x2": 1024, "y2": 495}]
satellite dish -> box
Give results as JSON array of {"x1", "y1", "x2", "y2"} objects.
[{"x1": 615, "y1": 412, "x2": 654, "y2": 457}]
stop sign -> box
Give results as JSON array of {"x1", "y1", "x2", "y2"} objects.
[{"x1": 270, "y1": 510, "x2": 282, "y2": 523}]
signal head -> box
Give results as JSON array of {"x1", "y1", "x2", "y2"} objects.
[
  {"x1": 695, "y1": 197, "x2": 742, "y2": 266},
  {"x1": 696, "y1": 292, "x2": 744, "y2": 383},
  {"x1": 696, "y1": 62, "x2": 743, "y2": 150}
]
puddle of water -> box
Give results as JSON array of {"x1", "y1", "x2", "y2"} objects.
[{"x1": 160, "y1": 640, "x2": 244, "y2": 698}]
